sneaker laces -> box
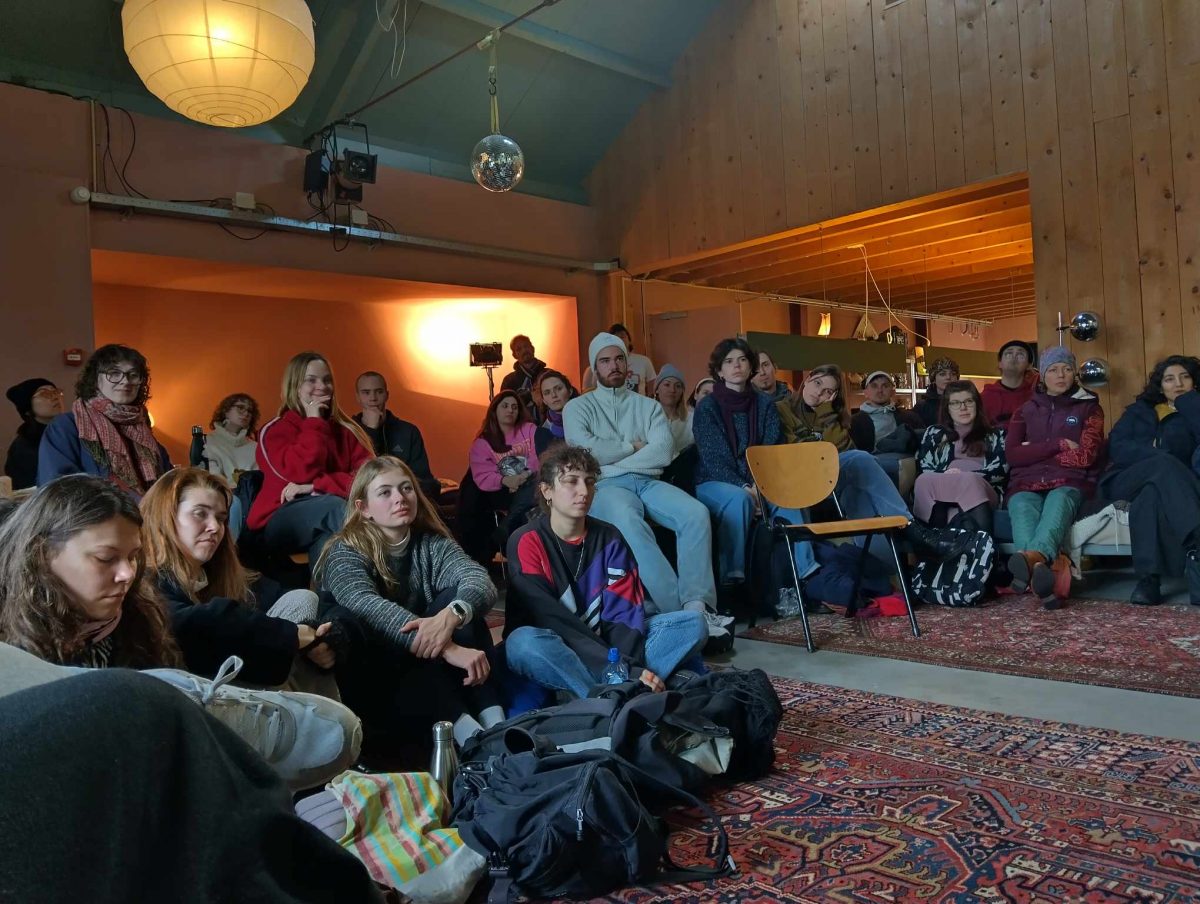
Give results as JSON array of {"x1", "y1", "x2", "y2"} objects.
[
  {"x1": 201, "y1": 656, "x2": 244, "y2": 705},
  {"x1": 197, "y1": 656, "x2": 293, "y2": 763}
]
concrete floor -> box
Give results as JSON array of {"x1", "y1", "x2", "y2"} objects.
[{"x1": 720, "y1": 569, "x2": 1200, "y2": 744}]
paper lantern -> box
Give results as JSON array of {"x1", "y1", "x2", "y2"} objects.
[{"x1": 122, "y1": 0, "x2": 315, "y2": 128}]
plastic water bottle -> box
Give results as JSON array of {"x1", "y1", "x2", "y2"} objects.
[{"x1": 601, "y1": 647, "x2": 629, "y2": 685}]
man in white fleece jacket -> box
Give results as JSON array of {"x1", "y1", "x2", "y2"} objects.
[{"x1": 565, "y1": 333, "x2": 726, "y2": 630}]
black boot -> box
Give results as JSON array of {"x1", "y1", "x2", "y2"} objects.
[
  {"x1": 902, "y1": 521, "x2": 972, "y2": 562},
  {"x1": 1130, "y1": 574, "x2": 1163, "y2": 606},
  {"x1": 1186, "y1": 549, "x2": 1200, "y2": 605},
  {"x1": 951, "y1": 503, "x2": 994, "y2": 535}
]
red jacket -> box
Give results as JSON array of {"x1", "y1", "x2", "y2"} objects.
[
  {"x1": 1005, "y1": 387, "x2": 1105, "y2": 497},
  {"x1": 981, "y1": 371, "x2": 1038, "y2": 428},
  {"x1": 247, "y1": 410, "x2": 374, "y2": 530}
]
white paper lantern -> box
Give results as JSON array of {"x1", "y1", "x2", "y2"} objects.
[{"x1": 122, "y1": 0, "x2": 315, "y2": 128}]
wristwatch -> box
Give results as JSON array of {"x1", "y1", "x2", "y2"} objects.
[{"x1": 448, "y1": 599, "x2": 472, "y2": 626}]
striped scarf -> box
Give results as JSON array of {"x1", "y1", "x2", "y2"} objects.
[{"x1": 73, "y1": 397, "x2": 163, "y2": 495}]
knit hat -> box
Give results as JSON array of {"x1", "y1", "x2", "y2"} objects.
[
  {"x1": 656, "y1": 363, "x2": 685, "y2": 388},
  {"x1": 928, "y1": 357, "x2": 960, "y2": 378},
  {"x1": 6, "y1": 378, "x2": 55, "y2": 419},
  {"x1": 587, "y1": 332, "x2": 627, "y2": 372},
  {"x1": 1038, "y1": 345, "x2": 1076, "y2": 371},
  {"x1": 997, "y1": 339, "x2": 1035, "y2": 362}
]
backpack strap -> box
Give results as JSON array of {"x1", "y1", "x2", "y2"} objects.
[{"x1": 609, "y1": 753, "x2": 737, "y2": 884}]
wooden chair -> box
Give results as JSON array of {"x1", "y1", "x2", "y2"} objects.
[{"x1": 746, "y1": 441, "x2": 921, "y2": 652}]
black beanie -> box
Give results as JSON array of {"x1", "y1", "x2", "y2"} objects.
[
  {"x1": 6, "y1": 378, "x2": 55, "y2": 419},
  {"x1": 997, "y1": 339, "x2": 1035, "y2": 362}
]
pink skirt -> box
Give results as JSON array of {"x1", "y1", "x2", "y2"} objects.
[{"x1": 913, "y1": 470, "x2": 998, "y2": 523}]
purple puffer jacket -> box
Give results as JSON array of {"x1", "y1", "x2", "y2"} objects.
[{"x1": 1005, "y1": 386, "x2": 1106, "y2": 496}]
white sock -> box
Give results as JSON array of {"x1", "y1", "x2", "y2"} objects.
[
  {"x1": 453, "y1": 713, "x2": 484, "y2": 746},
  {"x1": 478, "y1": 705, "x2": 506, "y2": 729},
  {"x1": 682, "y1": 599, "x2": 707, "y2": 614}
]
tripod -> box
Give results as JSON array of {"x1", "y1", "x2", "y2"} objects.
[{"x1": 484, "y1": 365, "x2": 498, "y2": 401}]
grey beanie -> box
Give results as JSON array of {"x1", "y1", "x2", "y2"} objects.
[{"x1": 656, "y1": 363, "x2": 685, "y2": 387}]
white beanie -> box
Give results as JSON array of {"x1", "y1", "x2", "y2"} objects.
[{"x1": 588, "y1": 332, "x2": 627, "y2": 372}]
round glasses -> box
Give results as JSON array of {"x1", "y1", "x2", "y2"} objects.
[{"x1": 101, "y1": 369, "x2": 145, "y2": 385}]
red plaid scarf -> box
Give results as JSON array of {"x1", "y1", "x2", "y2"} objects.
[{"x1": 73, "y1": 397, "x2": 163, "y2": 494}]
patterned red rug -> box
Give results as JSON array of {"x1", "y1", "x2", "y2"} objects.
[
  {"x1": 741, "y1": 595, "x2": 1200, "y2": 698},
  {"x1": 578, "y1": 677, "x2": 1200, "y2": 903}
]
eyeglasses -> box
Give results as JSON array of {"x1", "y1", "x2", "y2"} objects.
[
  {"x1": 947, "y1": 399, "x2": 976, "y2": 410},
  {"x1": 230, "y1": 403, "x2": 252, "y2": 413},
  {"x1": 101, "y1": 369, "x2": 144, "y2": 385}
]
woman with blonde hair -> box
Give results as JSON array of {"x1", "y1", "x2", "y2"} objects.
[
  {"x1": 141, "y1": 468, "x2": 341, "y2": 690},
  {"x1": 318, "y1": 456, "x2": 503, "y2": 748},
  {"x1": 247, "y1": 352, "x2": 373, "y2": 568}
]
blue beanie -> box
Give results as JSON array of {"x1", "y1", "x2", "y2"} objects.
[{"x1": 1038, "y1": 345, "x2": 1076, "y2": 371}]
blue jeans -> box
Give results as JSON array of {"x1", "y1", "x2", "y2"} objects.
[
  {"x1": 696, "y1": 481, "x2": 817, "y2": 583},
  {"x1": 504, "y1": 611, "x2": 708, "y2": 699},
  {"x1": 589, "y1": 473, "x2": 716, "y2": 614}
]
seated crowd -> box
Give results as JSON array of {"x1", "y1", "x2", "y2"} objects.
[{"x1": 3, "y1": 329, "x2": 1199, "y2": 796}]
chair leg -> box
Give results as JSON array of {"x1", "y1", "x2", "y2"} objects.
[
  {"x1": 782, "y1": 530, "x2": 815, "y2": 652},
  {"x1": 845, "y1": 537, "x2": 873, "y2": 618},
  {"x1": 886, "y1": 531, "x2": 921, "y2": 638}
]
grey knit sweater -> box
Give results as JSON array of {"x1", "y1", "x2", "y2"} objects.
[{"x1": 320, "y1": 532, "x2": 497, "y2": 651}]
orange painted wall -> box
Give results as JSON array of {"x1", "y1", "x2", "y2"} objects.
[{"x1": 92, "y1": 284, "x2": 579, "y2": 478}]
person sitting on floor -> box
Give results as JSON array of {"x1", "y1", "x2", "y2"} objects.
[
  {"x1": 582, "y1": 323, "x2": 658, "y2": 396},
  {"x1": 688, "y1": 376, "x2": 715, "y2": 411},
  {"x1": 317, "y1": 456, "x2": 503, "y2": 747},
  {"x1": 1101, "y1": 355, "x2": 1200, "y2": 606},
  {"x1": 459, "y1": 390, "x2": 541, "y2": 566},
  {"x1": 0, "y1": 474, "x2": 362, "y2": 790},
  {"x1": 981, "y1": 340, "x2": 1038, "y2": 429},
  {"x1": 653, "y1": 363, "x2": 698, "y2": 495},
  {"x1": 533, "y1": 368, "x2": 579, "y2": 457},
  {"x1": 1005, "y1": 346, "x2": 1106, "y2": 610},
  {"x1": 751, "y1": 349, "x2": 792, "y2": 401},
  {"x1": 504, "y1": 444, "x2": 707, "y2": 698},
  {"x1": 916, "y1": 357, "x2": 961, "y2": 427},
  {"x1": 247, "y1": 352, "x2": 374, "y2": 570},
  {"x1": 353, "y1": 370, "x2": 439, "y2": 500},
  {"x1": 141, "y1": 467, "x2": 340, "y2": 693},
  {"x1": 849, "y1": 370, "x2": 922, "y2": 489},
  {"x1": 5, "y1": 378, "x2": 62, "y2": 491},
  {"x1": 203, "y1": 393, "x2": 260, "y2": 489},
  {"x1": 777, "y1": 364, "x2": 854, "y2": 450},
  {"x1": 913, "y1": 380, "x2": 1007, "y2": 536},
  {"x1": 565, "y1": 332, "x2": 730, "y2": 642},
  {"x1": 693, "y1": 338, "x2": 824, "y2": 615},
  {"x1": 38, "y1": 344, "x2": 171, "y2": 499},
  {"x1": 499, "y1": 334, "x2": 548, "y2": 420}
]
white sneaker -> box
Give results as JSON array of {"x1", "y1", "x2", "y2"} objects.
[
  {"x1": 702, "y1": 610, "x2": 734, "y2": 637},
  {"x1": 145, "y1": 656, "x2": 362, "y2": 790}
]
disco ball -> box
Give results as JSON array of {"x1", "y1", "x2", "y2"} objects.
[
  {"x1": 1069, "y1": 310, "x2": 1101, "y2": 343},
  {"x1": 471, "y1": 133, "x2": 525, "y2": 192},
  {"x1": 1078, "y1": 357, "x2": 1110, "y2": 388}
]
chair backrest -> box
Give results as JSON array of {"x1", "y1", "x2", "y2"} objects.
[{"x1": 746, "y1": 442, "x2": 840, "y2": 510}]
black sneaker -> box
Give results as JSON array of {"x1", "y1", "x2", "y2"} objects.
[{"x1": 1130, "y1": 574, "x2": 1163, "y2": 606}]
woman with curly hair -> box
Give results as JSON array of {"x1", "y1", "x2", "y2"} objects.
[
  {"x1": 203, "y1": 392, "x2": 260, "y2": 488},
  {"x1": 36, "y1": 344, "x2": 171, "y2": 498},
  {"x1": 1101, "y1": 355, "x2": 1200, "y2": 605},
  {"x1": 916, "y1": 357, "x2": 961, "y2": 427},
  {"x1": 141, "y1": 468, "x2": 341, "y2": 692},
  {"x1": 0, "y1": 474, "x2": 179, "y2": 668}
]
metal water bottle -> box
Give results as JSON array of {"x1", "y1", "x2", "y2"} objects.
[
  {"x1": 189, "y1": 425, "x2": 205, "y2": 468},
  {"x1": 430, "y1": 721, "x2": 458, "y2": 799}
]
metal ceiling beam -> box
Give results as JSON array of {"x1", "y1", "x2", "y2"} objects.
[{"x1": 419, "y1": 0, "x2": 672, "y2": 88}]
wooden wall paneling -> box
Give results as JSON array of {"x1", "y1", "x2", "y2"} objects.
[
  {"x1": 1124, "y1": 0, "x2": 1183, "y2": 367},
  {"x1": 734, "y1": 0, "x2": 768, "y2": 241},
  {"x1": 1051, "y1": 0, "x2": 1109, "y2": 412},
  {"x1": 870, "y1": 0, "x2": 910, "y2": 201},
  {"x1": 776, "y1": 0, "x2": 811, "y2": 228},
  {"x1": 667, "y1": 50, "x2": 701, "y2": 257},
  {"x1": 1163, "y1": 0, "x2": 1200, "y2": 74},
  {"x1": 820, "y1": 0, "x2": 858, "y2": 214},
  {"x1": 954, "y1": 0, "x2": 997, "y2": 182},
  {"x1": 1084, "y1": 0, "x2": 1129, "y2": 123},
  {"x1": 897, "y1": 0, "x2": 938, "y2": 197},
  {"x1": 984, "y1": 0, "x2": 1027, "y2": 173},
  {"x1": 1094, "y1": 115, "x2": 1146, "y2": 402},
  {"x1": 754, "y1": 0, "x2": 789, "y2": 235},
  {"x1": 1016, "y1": 0, "x2": 1069, "y2": 354},
  {"x1": 1167, "y1": 66, "x2": 1200, "y2": 356},
  {"x1": 925, "y1": 0, "x2": 967, "y2": 190},
  {"x1": 798, "y1": 0, "x2": 834, "y2": 220},
  {"x1": 845, "y1": 0, "x2": 884, "y2": 210},
  {"x1": 637, "y1": 95, "x2": 673, "y2": 268},
  {"x1": 687, "y1": 24, "x2": 722, "y2": 251},
  {"x1": 708, "y1": 3, "x2": 747, "y2": 250}
]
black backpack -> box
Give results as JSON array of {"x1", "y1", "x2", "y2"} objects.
[
  {"x1": 909, "y1": 529, "x2": 995, "y2": 607},
  {"x1": 668, "y1": 668, "x2": 783, "y2": 781},
  {"x1": 452, "y1": 747, "x2": 735, "y2": 902}
]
